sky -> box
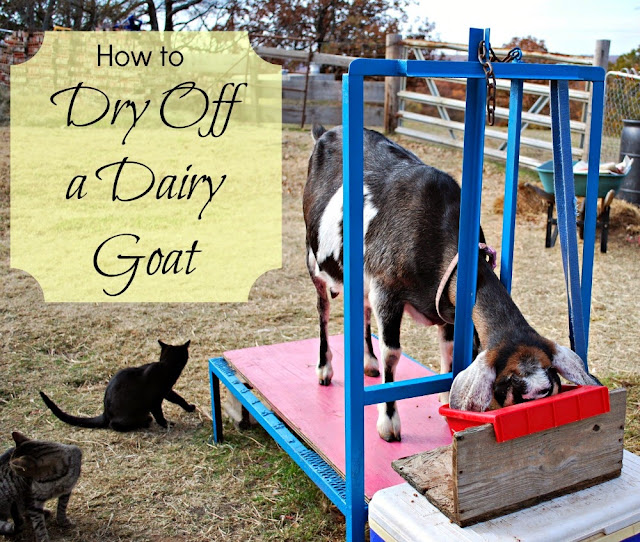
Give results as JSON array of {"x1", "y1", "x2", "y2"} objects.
[{"x1": 409, "y1": 0, "x2": 640, "y2": 56}]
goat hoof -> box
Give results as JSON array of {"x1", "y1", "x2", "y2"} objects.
[
  {"x1": 378, "y1": 428, "x2": 401, "y2": 442},
  {"x1": 364, "y1": 367, "x2": 380, "y2": 378},
  {"x1": 364, "y1": 353, "x2": 380, "y2": 377},
  {"x1": 376, "y1": 409, "x2": 401, "y2": 442},
  {"x1": 316, "y1": 363, "x2": 333, "y2": 386}
]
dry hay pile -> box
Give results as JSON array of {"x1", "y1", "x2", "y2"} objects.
[
  {"x1": 493, "y1": 182, "x2": 640, "y2": 234},
  {"x1": 492, "y1": 183, "x2": 549, "y2": 222},
  {"x1": 610, "y1": 199, "x2": 640, "y2": 237}
]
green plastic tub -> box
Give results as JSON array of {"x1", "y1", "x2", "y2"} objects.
[{"x1": 536, "y1": 159, "x2": 627, "y2": 198}]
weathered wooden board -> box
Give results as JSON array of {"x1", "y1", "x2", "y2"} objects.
[
  {"x1": 282, "y1": 78, "x2": 384, "y2": 103},
  {"x1": 393, "y1": 445, "x2": 456, "y2": 519},
  {"x1": 283, "y1": 104, "x2": 383, "y2": 127},
  {"x1": 455, "y1": 388, "x2": 626, "y2": 525},
  {"x1": 280, "y1": 75, "x2": 384, "y2": 126},
  {"x1": 394, "y1": 388, "x2": 626, "y2": 527},
  {"x1": 377, "y1": 451, "x2": 640, "y2": 542}
]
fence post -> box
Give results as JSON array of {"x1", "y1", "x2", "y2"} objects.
[
  {"x1": 582, "y1": 39, "x2": 610, "y2": 162},
  {"x1": 384, "y1": 33, "x2": 403, "y2": 133}
]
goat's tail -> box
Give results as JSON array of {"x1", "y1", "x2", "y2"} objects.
[
  {"x1": 312, "y1": 123, "x2": 326, "y2": 142},
  {"x1": 39, "y1": 391, "x2": 108, "y2": 429}
]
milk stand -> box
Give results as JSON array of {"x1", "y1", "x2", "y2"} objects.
[{"x1": 209, "y1": 28, "x2": 640, "y2": 542}]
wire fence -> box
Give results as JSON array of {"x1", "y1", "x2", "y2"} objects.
[{"x1": 602, "y1": 70, "x2": 640, "y2": 162}]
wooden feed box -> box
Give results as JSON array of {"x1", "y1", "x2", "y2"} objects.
[{"x1": 393, "y1": 388, "x2": 626, "y2": 527}]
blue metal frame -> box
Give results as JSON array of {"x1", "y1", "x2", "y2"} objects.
[
  {"x1": 341, "y1": 27, "x2": 604, "y2": 541},
  {"x1": 209, "y1": 27, "x2": 605, "y2": 542},
  {"x1": 501, "y1": 78, "x2": 524, "y2": 293},
  {"x1": 452, "y1": 27, "x2": 488, "y2": 375}
]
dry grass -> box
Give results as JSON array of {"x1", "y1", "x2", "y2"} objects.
[{"x1": 1, "y1": 125, "x2": 639, "y2": 541}]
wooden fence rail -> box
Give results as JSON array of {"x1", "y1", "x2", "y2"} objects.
[
  {"x1": 401, "y1": 38, "x2": 594, "y2": 65},
  {"x1": 255, "y1": 46, "x2": 356, "y2": 68},
  {"x1": 255, "y1": 45, "x2": 383, "y2": 127}
]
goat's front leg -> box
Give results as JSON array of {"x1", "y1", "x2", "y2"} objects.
[
  {"x1": 437, "y1": 323, "x2": 454, "y2": 403},
  {"x1": 311, "y1": 274, "x2": 334, "y2": 385},
  {"x1": 370, "y1": 285, "x2": 403, "y2": 442},
  {"x1": 363, "y1": 304, "x2": 380, "y2": 377}
]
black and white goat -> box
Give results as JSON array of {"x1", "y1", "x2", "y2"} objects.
[{"x1": 303, "y1": 125, "x2": 600, "y2": 442}]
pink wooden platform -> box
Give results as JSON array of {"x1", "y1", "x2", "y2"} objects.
[{"x1": 223, "y1": 335, "x2": 452, "y2": 499}]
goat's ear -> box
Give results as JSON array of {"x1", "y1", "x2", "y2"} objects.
[
  {"x1": 449, "y1": 351, "x2": 496, "y2": 412},
  {"x1": 551, "y1": 344, "x2": 602, "y2": 386},
  {"x1": 311, "y1": 124, "x2": 326, "y2": 142}
]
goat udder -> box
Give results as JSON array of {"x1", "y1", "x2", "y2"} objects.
[{"x1": 404, "y1": 304, "x2": 435, "y2": 327}]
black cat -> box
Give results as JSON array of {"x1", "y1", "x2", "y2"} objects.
[{"x1": 40, "y1": 340, "x2": 194, "y2": 432}]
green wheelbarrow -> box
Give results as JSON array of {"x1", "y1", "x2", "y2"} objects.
[{"x1": 527, "y1": 159, "x2": 629, "y2": 253}]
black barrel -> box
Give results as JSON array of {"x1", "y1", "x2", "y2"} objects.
[{"x1": 619, "y1": 118, "x2": 640, "y2": 205}]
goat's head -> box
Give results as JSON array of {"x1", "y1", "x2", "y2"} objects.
[{"x1": 449, "y1": 339, "x2": 601, "y2": 412}]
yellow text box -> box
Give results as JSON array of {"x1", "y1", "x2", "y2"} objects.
[{"x1": 11, "y1": 32, "x2": 282, "y2": 301}]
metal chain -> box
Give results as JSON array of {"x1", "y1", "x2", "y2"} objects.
[
  {"x1": 477, "y1": 42, "x2": 523, "y2": 125},
  {"x1": 477, "y1": 41, "x2": 497, "y2": 125}
]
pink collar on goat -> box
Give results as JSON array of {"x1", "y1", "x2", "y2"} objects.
[{"x1": 435, "y1": 243, "x2": 497, "y2": 324}]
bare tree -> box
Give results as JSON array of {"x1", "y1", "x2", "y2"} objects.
[
  {"x1": 0, "y1": 0, "x2": 143, "y2": 30},
  {"x1": 226, "y1": 0, "x2": 413, "y2": 58}
]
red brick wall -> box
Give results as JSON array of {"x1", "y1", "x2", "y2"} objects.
[{"x1": 0, "y1": 31, "x2": 44, "y2": 87}]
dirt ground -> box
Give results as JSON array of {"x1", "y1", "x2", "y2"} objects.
[{"x1": 1, "y1": 125, "x2": 639, "y2": 541}]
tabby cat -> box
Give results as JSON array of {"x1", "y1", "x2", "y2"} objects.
[
  {"x1": 0, "y1": 432, "x2": 82, "y2": 542},
  {"x1": 40, "y1": 340, "x2": 194, "y2": 432}
]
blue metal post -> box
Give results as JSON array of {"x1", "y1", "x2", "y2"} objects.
[
  {"x1": 581, "y1": 79, "x2": 605, "y2": 351},
  {"x1": 550, "y1": 80, "x2": 587, "y2": 363},
  {"x1": 342, "y1": 72, "x2": 366, "y2": 542},
  {"x1": 452, "y1": 27, "x2": 487, "y2": 376},
  {"x1": 500, "y1": 80, "x2": 524, "y2": 293}
]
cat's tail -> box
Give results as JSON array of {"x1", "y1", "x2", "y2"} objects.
[{"x1": 39, "y1": 391, "x2": 108, "y2": 429}]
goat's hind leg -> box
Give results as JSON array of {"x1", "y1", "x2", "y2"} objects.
[
  {"x1": 363, "y1": 304, "x2": 380, "y2": 377},
  {"x1": 370, "y1": 285, "x2": 403, "y2": 442},
  {"x1": 310, "y1": 273, "x2": 334, "y2": 386}
]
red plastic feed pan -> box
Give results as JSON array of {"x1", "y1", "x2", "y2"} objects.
[{"x1": 439, "y1": 385, "x2": 610, "y2": 442}]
